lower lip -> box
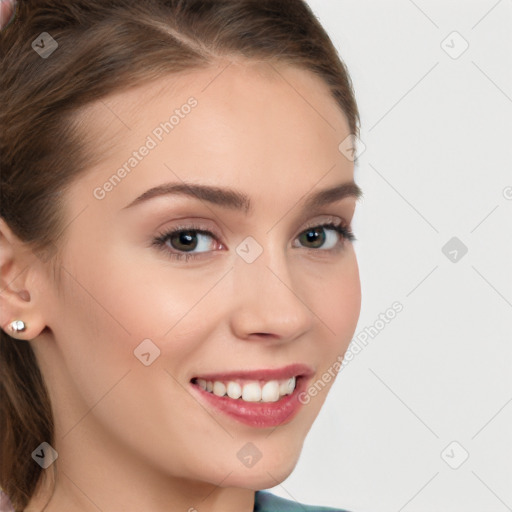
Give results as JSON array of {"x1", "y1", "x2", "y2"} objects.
[{"x1": 190, "y1": 376, "x2": 309, "y2": 428}]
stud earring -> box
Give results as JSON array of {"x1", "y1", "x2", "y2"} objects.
[{"x1": 9, "y1": 320, "x2": 26, "y2": 334}]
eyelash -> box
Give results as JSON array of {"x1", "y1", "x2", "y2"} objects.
[{"x1": 152, "y1": 221, "x2": 356, "y2": 262}]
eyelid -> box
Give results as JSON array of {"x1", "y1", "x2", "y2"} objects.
[
  {"x1": 295, "y1": 214, "x2": 349, "y2": 235},
  {"x1": 153, "y1": 222, "x2": 225, "y2": 249},
  {"x1": 300, "y1": 214, "x2": 345, "y2": 228}
]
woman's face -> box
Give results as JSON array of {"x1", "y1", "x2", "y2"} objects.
[{"x1": 34, "y1": 59, "x2": 361, "y2": 498}]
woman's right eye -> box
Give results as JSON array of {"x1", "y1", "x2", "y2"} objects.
[{"x1": 152, "y1": 226, "x2": 221, "y2": 262}]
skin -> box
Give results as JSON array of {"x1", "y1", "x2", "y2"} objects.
[
  {"x1": 0, "y1": 0, "x2": 15, "y2": 30},
  {"x1": 0, "y1": 59, "x2": 361, "y2": 512}
]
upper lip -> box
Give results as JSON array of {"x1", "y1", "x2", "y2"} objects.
[{"x1": 191, "y1": 363, "x2": 315, "y2": 382}]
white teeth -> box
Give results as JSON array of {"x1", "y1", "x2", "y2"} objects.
[
  {"x1": 261, "y1": 380, "x2": 280, "y2": 402},
  {"x1": 279, "y1": 377, "x2": 295, "y2": 395},
  {"x1": 196, "y1": 376, "x2": 298, "y2": 403},
  {"x1": 285, "y1": 376, "x2": 295, "y2": 395},
  {"x1": 213, "y1": 381, "x2": 226, "y2": 397},
  {"x1": 226, "y1": 381, "x2": 242, "y2": 399},
  {"x1": 242, "y1": 382, "x2": 262, "y2": 402}
]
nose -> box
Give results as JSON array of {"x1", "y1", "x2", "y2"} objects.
[{"x1": 228, "y1": 243, "x2": 315, "y2": 342}]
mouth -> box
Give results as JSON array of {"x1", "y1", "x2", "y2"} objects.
[
  {"x1": 189, "y1": 364, "x2": 314, "y2": 428},
  {"x1": 191, "y1": 374, "x2": 302, "y2": 402}
]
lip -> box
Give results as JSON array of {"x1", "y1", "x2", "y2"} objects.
[
  {"x1": 191, "y1": 363, "x2": 314, "y2": 382},
  {"x1": 189, "y1": 364, "x2": 315, "y2": 428}
]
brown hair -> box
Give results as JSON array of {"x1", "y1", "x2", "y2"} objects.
[{"x1": 0, "y1": 1, "x2": 360, "y2": 509}]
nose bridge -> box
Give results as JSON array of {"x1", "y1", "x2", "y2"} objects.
[{"x1": 229, "y1": 235, "x2": 314, "y2": 339}]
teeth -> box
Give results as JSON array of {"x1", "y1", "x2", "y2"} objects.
[
  {"x1": 213, "y1": 381, "x2": 226, "y2": 397},
  {"x1": 242, "y1": 382, "x2": 262, "y2": 402},
  {"x1": 226, "y1": 381, "x2": 242, "y2": 399},
  {"x1": 195, "y1": 376, "x2": 298, "y2": 403},
  {"x1": 285, "y1": 376, "x2": 296, "y2": 395},
  {"x1": 261, "y1": 380, "x2": 280, "y2": 402}
]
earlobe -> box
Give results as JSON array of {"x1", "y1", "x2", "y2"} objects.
[
  {"x1": 9, "y1": 319, "x2": 27, "y2": 333},
  {"x1": 0, "y1": 218, "x2": 48, "y2": 340},
  {"x1": 5, "y1": 319, "x2": 27, "y2": 337}
]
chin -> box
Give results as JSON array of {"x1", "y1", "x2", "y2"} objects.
[{"x1": 217, "y1": 449, "x2": 301, "y2": 490}]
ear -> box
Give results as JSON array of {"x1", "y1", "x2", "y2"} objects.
[{"x1": 0, "y1": 217, "x2": 48, "y2": 340}]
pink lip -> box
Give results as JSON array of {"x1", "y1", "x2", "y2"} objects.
[
  {"x1": 189, "y1": 364, "x2": 315, "y2": 428},
  {"x1": 191, "y1": 363, "x2": 314, "y2": 382}
]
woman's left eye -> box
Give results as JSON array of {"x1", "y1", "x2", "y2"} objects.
[
  {"x1": 293, "y1": 222, "x2": 355, "y2": 251},
  {"x1": 152, "y1": 221, "x2": 355, "y2": 262}
]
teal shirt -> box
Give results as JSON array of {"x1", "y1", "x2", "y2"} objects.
[{"x1": 254, "y1": 490, "x2": 351, "y2": 512}]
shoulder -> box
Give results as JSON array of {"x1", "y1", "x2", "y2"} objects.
[{"x1": 254, "y1": 490, "x2": 352, "y2": 512}]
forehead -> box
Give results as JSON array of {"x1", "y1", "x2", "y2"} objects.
[
  {"x1": 67, "y1": 59, "x2": 354, "y2": 217},
  {"x1": 78, "y1": 58, "x2": 350, "y2": 159}
]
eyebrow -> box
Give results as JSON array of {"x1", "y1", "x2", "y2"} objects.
[{"x1": 122, "y1": 180, "x2": 363, "y2": 214}]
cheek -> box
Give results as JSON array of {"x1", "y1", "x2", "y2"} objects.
[
  {"x1": 290, "y1": 252, "x2": 360, "y2": 408},
  {"x1": 60, "y1": 241, "x2": 218, "y2": 348},
  {"x1": 306, "y1": 253, "x2": 361, "y2": 404},
  {"x1": 51, "y1": 264, "x2": 212, "y2": 470},
  {"x1": 311, "y1": 251, "x2": 361, "y2": 344}
]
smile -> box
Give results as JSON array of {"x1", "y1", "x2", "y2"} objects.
[
  {"x1": 189, "y1": 364, "x2": 314, "y2": 428},
  {"x1": 191, "y1": 376, "x2": 297, "y2": 403}
]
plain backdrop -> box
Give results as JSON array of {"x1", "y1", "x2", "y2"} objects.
[{"x1": 267, "y1": 1, "x2": 512, "y2": 511}]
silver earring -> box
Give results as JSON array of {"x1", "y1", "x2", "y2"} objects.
[{"x1": 9, "y1": 320, "x2": 26, "y2": 334}]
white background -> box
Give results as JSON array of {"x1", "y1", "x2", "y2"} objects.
[{"x1": 268, "y1": 1, "x2": 512, "y2": 511}]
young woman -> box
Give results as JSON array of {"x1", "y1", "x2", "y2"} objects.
[{"x1": 0, "y1": 1, "x2": 363, "y2": 510}]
